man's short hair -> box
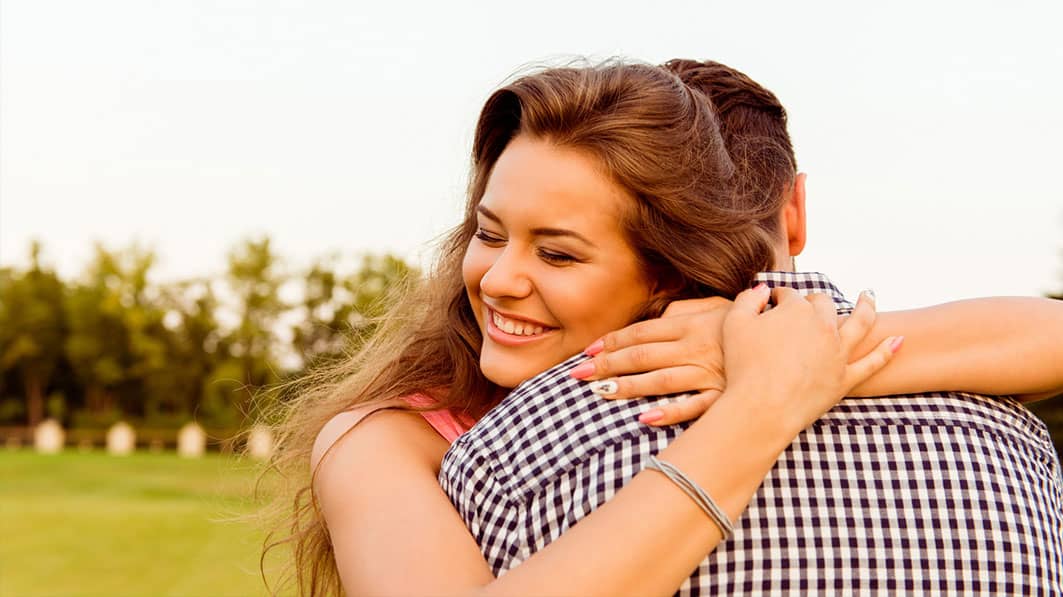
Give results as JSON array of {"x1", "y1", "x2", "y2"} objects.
[{"x1": 664, "y1": 59, "x2": 796, "y2": 235}]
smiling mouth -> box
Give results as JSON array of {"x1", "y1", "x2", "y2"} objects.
[
  {"x1": 485, "y1": 308, "x2": 556, "y2": 341},
  {"x1": 492, "y1": 310, "x2": 546, "y2": 336}
]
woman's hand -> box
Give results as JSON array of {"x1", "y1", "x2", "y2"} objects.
[
  {"x1": 574, "y1": 287, "x2": 888, "y2": 426},
  {"x1": 569, "y1": 296, "x2": 731, "y2": 424},
  {"x1": 720, "y1": 284, "x2": 902, "y2": 436}
]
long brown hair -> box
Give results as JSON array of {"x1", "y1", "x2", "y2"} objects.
[{"x1": 256, "y1": 60, "x2": 779, "y2": 596}]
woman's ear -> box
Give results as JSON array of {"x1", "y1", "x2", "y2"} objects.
[{"x1": 783, "y1": 172, "x2": 808, "y2": 256}]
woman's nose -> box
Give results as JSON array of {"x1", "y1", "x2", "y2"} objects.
[{"x1": 479, "y1": 247, "x2": 533, "y2": 299}]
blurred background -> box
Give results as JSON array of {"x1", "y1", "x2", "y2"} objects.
[{"x1": 1, "y1": 1, "x2": 1061, "y2": 595}]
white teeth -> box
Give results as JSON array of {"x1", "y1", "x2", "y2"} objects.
[{"x1": 491, "y1": 310, "x2": 546, "y2": 336}]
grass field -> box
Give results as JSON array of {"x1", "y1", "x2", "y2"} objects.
[{"x1": 0, "y1": 449, "x2": 289, "y2": 597}]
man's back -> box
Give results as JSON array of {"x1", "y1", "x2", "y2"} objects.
[{"x1": 440, "y1": 272, "x2": 1063, "y2": 595}]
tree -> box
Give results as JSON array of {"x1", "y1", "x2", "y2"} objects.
[
  {"x1": 223, "y1": 237, "x2": 287, "y2": 424},
  {"x1": 63, "y1": 243, "x2": 174, "y2": 425},
  {"x1": 0, "y1": 242, "x2": 67, "y2": 425},
  {"x1": 289, "y1": 253, "x2": 417, "y2": 372},
  {"x1": 159, "y1": 278, "x2": 230, "y2": 426},
  {"x1": 114, "y1": 245, "x2": 171, "y2": 421}
]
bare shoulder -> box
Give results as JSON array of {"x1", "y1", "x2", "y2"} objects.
[
  {"x1": 311, "y1": 403, "x2": 449, "y2": 487},
  {"x1": 311, "y1": 404, "x2": 389, "y2": 473}
]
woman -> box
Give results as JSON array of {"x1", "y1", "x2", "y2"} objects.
[{"x1": 259, "y1": 62, "x2": 1062, "y2": 596}]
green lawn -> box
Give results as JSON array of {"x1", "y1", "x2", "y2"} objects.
[{"x1": 0, "y1": 449, "x2": 289, "y2": 597}]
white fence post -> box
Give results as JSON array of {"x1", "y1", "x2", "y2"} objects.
[
  {"x1": 177, "y1": 422, "x2": 206, "y2": 458},
  {"x1": 34, "y1": 419, "x2": 64, "y2": 454},
  {"x1": 106, "y1": 421, "x2": 136, "y2": 455}
]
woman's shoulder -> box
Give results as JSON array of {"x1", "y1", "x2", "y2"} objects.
[{"x1": 310, "y1": 399, "x2": 447, "y2": 476}]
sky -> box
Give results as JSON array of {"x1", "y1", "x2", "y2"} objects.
[{"x1": 1, "y1": 0, "x2": 1061, "y2": 310}]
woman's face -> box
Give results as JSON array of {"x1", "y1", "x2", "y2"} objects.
[{"x1": 462, "y1": 135, "x2": 653, "y2": 389}]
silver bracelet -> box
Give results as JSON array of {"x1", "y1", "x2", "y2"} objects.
[{"x1": 646, "y1": 455, "x2": 734, "y2": 540}]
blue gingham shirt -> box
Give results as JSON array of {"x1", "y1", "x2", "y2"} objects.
[{"x1": 440, "y1": 271, "x2": 1063, "y2": 595}]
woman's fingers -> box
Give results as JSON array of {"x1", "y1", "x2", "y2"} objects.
[
  {"x1": 638, "y1": 390, "x2": 723, "y2": 426},
  {"x1": 586, "y1": 317, "x2": 688, "y2": 357},
  {"x1": 732, "y1": 283, "x2": 772, "y2": 319},
  {"x1": 838, "y1": 290, "x2": 876, "y2": 357},
  {"x1": 770, "y1": 285, "x2": 802, "y2": 308},
  {"x1": 574, "y1": 294, "x2": 734, "y2": 401},
  {"x1": 843, "y1": 335, "x2": 904, "y2": 391},
  {"x1": 806, "y1": 293, "x2": 838, "y2": 328},
  {"x1": 574, "y1": 340, "x2": 686, "y2": 380},
  {"x1": 589, "y1": 296, "x2": 733, "y2": 357},
  {"x1": 588, "y1": 365, "x2": 723, "y2": 401}
]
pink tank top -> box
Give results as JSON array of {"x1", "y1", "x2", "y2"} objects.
[{"x1": 402, "y1": 393, "x2": 476, "y2": 443}]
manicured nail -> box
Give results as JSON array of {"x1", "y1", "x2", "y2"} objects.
[
  {"x1": 860, "y1": 289, "x2": 876, "y2": 304},
  {"x1": 753, "y1": 282, "x2": 769, "y2": 293},
  {"x1": 889, "y1": 335, "x2": 905, "y2": 353},
  {"x1": 638, "y1": 409, "x2": 664, "y2": 424},
  {"x1": 589, "y1": 379, "x2": 619, "y2": 397},
  {"x1": 584, "y1": 339, "x2": 605, "y2": 356},
  {"x1": 570, "y1": 361, "x2": 596, "y2": 379}
]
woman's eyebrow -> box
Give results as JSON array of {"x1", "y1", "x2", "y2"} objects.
[
  {"x1": 477, "y1": 205, "x2": 597, "y2": 248},
  {"x1": 531, "y1": 227, "x2": 597, "y2": 249},
  {"x1": 477, "y1": 205, "x2": 503, "y2": 224}
]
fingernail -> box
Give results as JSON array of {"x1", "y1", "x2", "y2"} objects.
[
  {"x1": 570, "y1": 361, "x2": 596, "y2": 379},
  {"x1": 753, "y1": 282, "x2": 769, "y2": 293},
  {"x1": 638, "y1": 409, "x2": 664, "y2": 424},
  {"x1": 589, "y1": 379, "x2": 619, "y2": 396},
  {"x1": 584, "y1": 339, "x2": 605, "y2": 356},
  {"x1": 889, "y1": 335, "x2": 905, "y2": 353},
  {"x1": 860, "y1": 289, "x2": 876, "y2": 304}
]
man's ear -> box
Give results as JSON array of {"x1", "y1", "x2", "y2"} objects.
[{"x1": 783, "y1": 172, "x2": 807, "y2": 257}]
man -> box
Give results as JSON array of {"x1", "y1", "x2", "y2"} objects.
[{"x1": 439, "y1": 59, "x2": 1063, "y2": 594}]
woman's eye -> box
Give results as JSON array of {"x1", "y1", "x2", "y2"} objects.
[
  {"x1": 474, "y1": 229, "x2": 504, "y2": 244},
  {"x1": 537, "y1": 248, "x2": 577, "y2": 265}
]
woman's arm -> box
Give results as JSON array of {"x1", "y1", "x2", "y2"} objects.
[
  {"x1": 313, "y1": 411, "x2": 494, "y2": 596},
  {"x1": 577, "y1": 294, "x2": 1063, "y2": 425},
  {"x1": 316, "y1": 401, "x2": 772, "y2": 596},
  {"x1": 847, "y1": 297, "x2": 1063, "y2": 401},
  {"x1": 315, "y1": 286, "x2": 899, "y2": 596}
]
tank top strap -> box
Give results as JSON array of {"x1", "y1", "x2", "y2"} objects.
[
  {"x1": 313, "y1": 395, "x2": 475, "y2": 471},
  {"x1": 402, "y1": 393, "x2": 476, "y2": 444}
]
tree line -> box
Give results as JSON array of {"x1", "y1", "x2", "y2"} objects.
[{"x1": 0, "y1": 238, "x2": 414, "y2": 431}]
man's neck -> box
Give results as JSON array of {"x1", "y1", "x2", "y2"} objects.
[{"x1": 769, "y1": 256, "x2": 794, "y2": 272}]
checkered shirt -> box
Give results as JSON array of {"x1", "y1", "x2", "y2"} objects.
[{"x1": 440, "y1": 271, "x2": 1063, "y2": 595}]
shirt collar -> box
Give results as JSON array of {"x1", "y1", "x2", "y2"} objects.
[{"x1": 753, "y1": 271, "x2": 854, "y2": 313}]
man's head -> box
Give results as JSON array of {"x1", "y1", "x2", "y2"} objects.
[{"x1": 663, "y1": 59, "x2": 807, "y2": 270}]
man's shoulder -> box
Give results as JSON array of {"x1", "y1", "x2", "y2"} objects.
[
  {"x1": 443, "y1": 353, "x2": 683, "y2": 496},
  {"x1": 825, "y1": 391, "x2": 1056, "y2": 457}
]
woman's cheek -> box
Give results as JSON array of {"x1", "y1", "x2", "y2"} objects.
[
  {"x1": 461, "y1": 244, "x2": 490, "y2": 296},
  {"x1": 565, "y1": 269, "x2": 649, "y2": 339},
  {"x1": 542, "y1": 272, "x2": 609, "y2": 343}
]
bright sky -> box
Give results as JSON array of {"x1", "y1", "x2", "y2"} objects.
[{"x1": 2, "y1": 1, "x2": 1061, "y2": 310}]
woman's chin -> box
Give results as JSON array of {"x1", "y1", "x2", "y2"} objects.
[{"x1": 479, "y1": 353, "x2": 548, "y2": 390}]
